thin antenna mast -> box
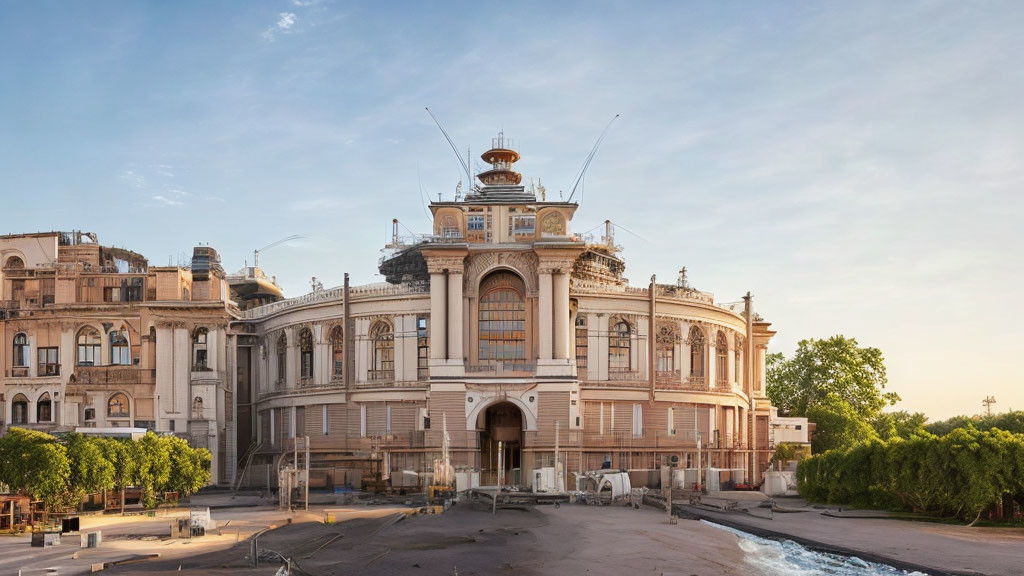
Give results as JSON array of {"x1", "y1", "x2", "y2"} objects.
[
  {"x1": 254, "y1": 234, "x2": 305, "y2": 268},
  {"x1": 567, "y1": 114, "x2": 620, "y2": 203},
  {"x1": 425, "y1": 107, "x2": 473, "y2": 187}
]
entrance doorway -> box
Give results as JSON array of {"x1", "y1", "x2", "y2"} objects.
[{"x1": 480, "y1": 402, "x2": 523, "y2": 486}]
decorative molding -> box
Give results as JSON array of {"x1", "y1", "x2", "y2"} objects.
[{"x1": 463, "y1": 251, "x2": 539, "y2": 297}]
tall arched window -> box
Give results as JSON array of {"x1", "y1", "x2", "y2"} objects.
[
  {"x1": 37, "y1": 392, "x2": 52, "y2": 423},
  {"x1": 107, "y1": 392, "x2": 130, "y2": 419},
  {"x1": 299, "y1": 327, "x2": 313, "y2": 380},
  {"x1": 193, "y1": 327, "x2": 209, "y2": 370},
  {"x1": 330, "y1": 325, "x2": 344, "y2": 380},
  {"x1": 110, "y1": 328, "x2": 130, "y2": 365},
  {"x1": 11, "y1": 394, "x2": 28, "y2": 424},
  {"x1": 77, "y1": 327, "x2": 101, "y2": 366},
  {"x1": 688, "y1": 325, "x2": 705, "y2": 378},
  {"x1": 275, "y1": 332, "x2": 287, "y2": 386},
  {"x1": 12, "y1": 333, "x2": 28, "y2": 368},
  {"x1": 655, "y1": 323, "x2": 675, "y2": 373},
  {"x1": 370, "y1": 320, "x2": 394, "y2": 380},
  {"x1": 608, "y1": 319, "x2": 632, "y2": 372},
  {"x1": 439, "y1": 215, "x2": 460, "y2": 238},
  {"x1": 478, "y1": 271, "x2": 526, "y2": 365},
  {"x1": 716, "y1": 331, "x2": 728, "y2": 385}
]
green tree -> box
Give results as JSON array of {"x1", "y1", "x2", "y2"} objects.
[
  {"x1": 134, "y1": 432, "x2": 171, "y2": 508},
  {"x1": 0, "y1": 428, "x2": 72, "y2": 511},
  {"x1": 159, "y1": 435, "x2": 212, "y2": 497},
  {"x1": 98, "y1": 438, "x2": 138, "y2": 514},
  {"x1": 806, "y1": 394, "x2": 880, "y2": 453},
  {"x1": 872, "y1": 410, "x2": 929, "y2": 441},
  {"x1": 767, "y1": 335, "x2": 898, "y2": 420},
  {"x1": 65, "y1": 433, "x2": 115, "y2": 505}
]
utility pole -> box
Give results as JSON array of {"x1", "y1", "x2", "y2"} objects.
[{"x1": 983, "y1": 396, "x2": 997, "y2": 416}]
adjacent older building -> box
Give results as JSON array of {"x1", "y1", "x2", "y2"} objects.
[
  {"x1": 0, "y1": 233, "x2": 238, "y2": 483},
  {"x1": 233, "y1": 134, "x2": 778, "y2": 491}
]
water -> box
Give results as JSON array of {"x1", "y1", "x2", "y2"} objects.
[{"x1": 704, "y1": 521, "x2": 930, "y2": 576}]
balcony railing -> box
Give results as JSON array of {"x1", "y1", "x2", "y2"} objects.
[
  {"x1": 9, "y1": 367, "x2": 29, "y2": 378},
  {"x1": 715, "y1": 378, "x2": 731, "y2": 391},
  {"x1": 367, "y1": 369, "x2": 395, "y2": 382},
  {"x1": 72, "y1": 365, "x2": 156, "y2": 386},
  {"x1": 606, "y1": 369, "x2": 646, "y2": 381},
  {"x1": 466, "y1": 362, "x2": 537, "y2": 377}
]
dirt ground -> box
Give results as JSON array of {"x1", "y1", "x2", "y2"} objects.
[{"x1": 110, "y1": 502, "x2": 751, "y2": 576}]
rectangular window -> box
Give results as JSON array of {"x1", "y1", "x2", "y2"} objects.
[
  {"x1": 323, "y1": 405, "x2": 329, "y2": 436},
  {"x1": 38, "y1": 347, "x2": 59, "y2": 376},
  {"x1": 417, "y1": 317, "x2": 429, "y2": 372},
  {"x1": 289, "y1": 407, "x2": 296, "y2": 438},
  {"x1": 575, "y1": 318, "x2": 588, "y2": 370},
  {"x1": 360, "y1": 405, "x2": 367, "y2": 438},
  {"x1": 386, "y1": 406, "x2": 392, "y2": 435},
  {"x1": 103, "y1": 286, "x2": 121, "y2": 302},
  {"x1": 632, "y1": 403, "x2": 643, "y2": 437},
  {"x1": 668, "y1": 407, "x2": 675, "y2": 436},
  {"x1": 467, "y1": 215, "x2": 485, "y2": 231},
  {"x1": 512, "y1": 215, "x2": 535, "y2": 235}
]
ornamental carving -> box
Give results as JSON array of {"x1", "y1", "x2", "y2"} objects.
[
  {"x1": 425, "y1": 255, "x2": 467, "y2": 274},
  {"x1": 541, "y1": 212, "x2": 566, "y2": 236},
  {"x1": 655, "y1": 321, "x2": 678, "y2": 345},
  {"x1": 464, "y1": 251, "x2": 539, "y2": 297}
]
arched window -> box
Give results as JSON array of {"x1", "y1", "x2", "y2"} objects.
[
  {"x1": 439, "y1": 215, "x2": 460, "y2": 238},
  {"x1": 330, "y1": 325, "x2": 344, "y2": 379},
  {"x1": 370, "y1": 320, "x2": 394, "y2": 379},
  {"x1": 716, "y1": 331, "x2": 728, "y2": 385},
  {"x1": 77, "y1": 327, "x2": 101, "y2": 366},
  {"x1": 609, "y1": 319, "x2": 632, "y2": 372},
  {"x1": 107, "y1": 393, "x2": 130, "y2": 418},
  {"x1": 37, "y1": 392, "x2": 52, "y2": 423},
  {"x1": 299, "y1": 327, "x2": 313, "y2": 380},
  {"x1": 11, "y1": 394, "x2": 28, "y2": 424},
  {"x1": 478, "y1": 271, "x2": 526, "y2": 365},
  {"x1": 193, "y1": 327, "x2": 209, "y2": 370},
  {"x1": 3, "y1": 256, "x2": 24, "y2": 269},
  {"x1": 276, "y1": 332, "x2": 287, "y2": 386},
  {"x1": 688, "y1": 325, "x2": 705, "y2": 378},
  {"x1": 12, "y1": 333, "x2": 28, "y2": 368},
  {"x1": 110, "y1": 328, "x2": 130, "y2": 365},
  {"x1": 656, "y1": 323, "x2": 675, "y2": 373}
]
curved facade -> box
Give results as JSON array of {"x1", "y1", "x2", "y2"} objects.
[{"x1": 235, "y1": 138, "x2": 778, "y2": 490}]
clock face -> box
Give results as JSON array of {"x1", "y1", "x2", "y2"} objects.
[{"x1": 542, "y1": 213, "x2": 565, "y2": 235}]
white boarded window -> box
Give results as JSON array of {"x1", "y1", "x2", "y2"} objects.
[
  {"x1": 668, "y1": 407, "x2": 675, "y2": 436},
  {"x1": 386, "y1": 406, "x2": 392, "y2": 435},
  {"x1": 270, "y1": 410, "x2": 276, "y2": 446},
  {"x1": 632, "y1": 403, "x2": 643, "y2": 437},
  {"x1": 323, "y1": 404, "x2": 329, "y2": 436},
  {"x1": 360, "y1": 405, "x2": 367, "y2": 437}
]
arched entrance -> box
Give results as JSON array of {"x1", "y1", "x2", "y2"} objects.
[{"x1": 479, "y1": 402, "x2": 523, "y2": 486}]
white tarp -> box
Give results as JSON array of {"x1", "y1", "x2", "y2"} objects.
[{"x1": 598, "y1": 472, "x2": 631, "y2": 500}]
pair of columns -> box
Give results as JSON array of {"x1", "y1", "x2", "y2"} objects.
[
  {"x1": 538, "y1": 267, "x2": 571, "y2": 361},
  {"x1": 429, "y1": 267, "x2": 464, "y2": 362}
]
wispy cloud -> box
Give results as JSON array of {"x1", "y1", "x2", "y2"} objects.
[
  {"x1": 150, "y1": 194, "x2": 184, "y2": 207},
  {"x1": 119, "y1": 170, "x2": 147, "y2": 189},
  {"x1": 262, "y1": 12, "x2": 298, "y2": 41}
]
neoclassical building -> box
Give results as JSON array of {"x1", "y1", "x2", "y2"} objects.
[
  {"x1": 1, "y1": 135, "x2": 778, "y2": 491},
  {"x1": 234, "y1": 135, "x2": 778, "y2": 490}
]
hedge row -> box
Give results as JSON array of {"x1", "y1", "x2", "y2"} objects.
[{"x1": 796, "y1": 427, "x2": 1024, "y2": 522}]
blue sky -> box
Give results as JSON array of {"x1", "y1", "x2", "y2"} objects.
[{"x1": 2, "y1": 1, "x2": 1022, "y2": 420}]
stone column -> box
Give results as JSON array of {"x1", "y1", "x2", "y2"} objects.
[
  {"x1": 430, "y1": 272, "x2": 447, "y2": 360},
  {"x1": 447, "y1": 270, "x2": 463, "y2": 362},
  {"x1": 553, "y1": 271, "x2": 570, "y2": 360},
  {"x1": 538, "y1": 271, "x2": 553, "y2": 360}
]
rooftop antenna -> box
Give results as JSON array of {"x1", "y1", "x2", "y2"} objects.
[
  {"x1": 567, "y1": 114, "x2": 620, "y2": 204},
  {"x1": 983, "y1": 395, "x2": 997, "y2": 416},
  {"x1": 254, "y1": 234, "x2": 304, "y2": 268},
  {"x1": 425, "y1": 107, "x2": 473, "y2": 190}
]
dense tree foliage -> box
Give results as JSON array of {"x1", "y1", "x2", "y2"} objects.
[
  {"x1": 0, "y1": 429, "x2": 211, "y2": 512},
  {"x1": 805, "y1": 394, "x2": 881, "y2": 453},
  {"x1": 926, "y1": 410, "x2": 1024, "y2": 437},
  {"x1": 797, "y1": 428, "x2": 1024, "y2": 524},
  {"x1": 0, "y1": 428, "x2": 71, "y2": 510},
  {"x1": 872, "y1": 410, "x2": 928, "y2": 441},
  {"x1": 767, "y1": 336, "x2": 898, "y2": 420}
]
